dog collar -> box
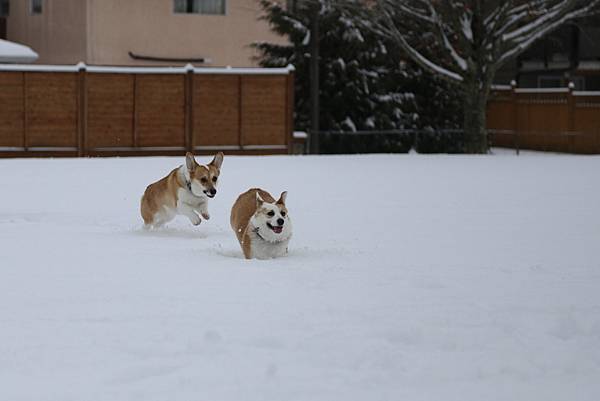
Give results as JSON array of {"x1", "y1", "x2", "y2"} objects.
[
  {"x1": 179, "y1": 166, "x2": 193, "y2": 192},
  {"x1": 253, "y1": 226, "x2": 286, "y2": 244},
  {"x1": 253, "y1": 226, "x2": 267, "y2": 241}
]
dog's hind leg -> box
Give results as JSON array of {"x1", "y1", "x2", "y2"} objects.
[{"x1": 149, "y1": 207, "x2": 176, "y2": 229}]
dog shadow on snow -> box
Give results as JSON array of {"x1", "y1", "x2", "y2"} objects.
[
  {"x1": 129, "y1": 226, "x2": 340, "y2": 262},
  {"x1": 210, "y1": 245, "x2": 245, "y2": 259},
  {"x1": 130, "y1": 226, "x2": 211, "y2": 240},
  {"x1": 209, "y1": 244, "x2": 341, "y2": 261}
]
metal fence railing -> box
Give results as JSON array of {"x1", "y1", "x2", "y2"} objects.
[
  {"x1": 488, "y1": 129, "x2": 600, "y2": 155},
  {"x1": 293, "y1": 128, "x2": 600, "y2": 154},
  {"x1": 302, "y1": 129, "x2": 465, "y2": 154}
]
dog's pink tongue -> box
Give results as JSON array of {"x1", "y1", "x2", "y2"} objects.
[{"x1": 273, "y1": 226, "x2": 283, "y2": 234}]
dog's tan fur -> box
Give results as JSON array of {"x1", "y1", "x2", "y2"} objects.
[
  {"x1": 141, "y1": 152, "x2": 223, "y2": 227},
  {"x1": 230, "y1": 188, "x2": 291, "y2": 259}
]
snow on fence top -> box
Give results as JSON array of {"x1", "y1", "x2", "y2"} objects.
[
  {"x1": 0, "y1": 62, "x2": 295, "y2": 75},
  {"x1": 492, "y1": 84, "x2": 600, "y2": 96},
  {"x1": 573, "y1": 91, "x2": 600, "y2": 97},
  {"x1": 491, "y1": 85, "x2": 600, "y2": 96},
  {"x1": 514, "y1": 87, "x2": 570, "y2": 94}
]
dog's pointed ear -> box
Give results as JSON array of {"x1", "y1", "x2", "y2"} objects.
[
  {"x1": 209, "y1": 152, "x2": 224, "y2": 169},
  {"x1": 256, "y1": 192, "x2": 265, "y2": 208},
  {"x1": 276, "y1": 191, "x2": 288, "y2": 205},
  {"x1": 185, "y1": 152, "x2": 197, "y2": 171}
]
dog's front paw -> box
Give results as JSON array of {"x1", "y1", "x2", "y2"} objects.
[
  {"x1": 201, "y1": 212, "x2": 210, "y2": 220},
  {"x1": 191, "y1": 216, "x2": 202, "y2": 226}
]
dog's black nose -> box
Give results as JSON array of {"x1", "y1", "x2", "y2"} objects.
[
  {"x1": 277, "y1": 218, "x2": 284, "y2": 226},
  {"x1": 210, "y1": 188, "x2": 217, "y2": 195}
]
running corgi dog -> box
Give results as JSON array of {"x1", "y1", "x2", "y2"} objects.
[
  {"x1": 140, "y1": 152, "x2": 224, "y2": 228},
  {"x1": 230, "y1": 188, "x2": 292, "y2": 259}
]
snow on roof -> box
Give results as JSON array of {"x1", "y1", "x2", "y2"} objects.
[
  {"x1": 0, "y1": 39, "x2": 38, "y2": 63},
  {"x1": 577, "y1": 61, "x2": 600, "y2": 71}
]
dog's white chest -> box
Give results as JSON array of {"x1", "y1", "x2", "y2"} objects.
[
  {"x1": 177, "y1": 188, "x2": 206, "y2": 207},
  {"x1": 250, "y1": 236, "x2": 290, "y2": 260}
]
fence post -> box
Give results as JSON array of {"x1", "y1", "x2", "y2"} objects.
[
  {"x1": 286, "y1": 65, "x2": 295, "y2": 155},
  {"x1": 567, "y1": 81, "x2": 575, "y2": 153},
  {"x1": 77, "y1": 62, "x2": 87, "y2": 157},
  {"x1": 23, "y1": 71, "x2": 28, "y2": 152},
  {"x1": 184, "y1": 64, "x2": 194, "y2": 153},
  {"x1": 511, "y1": 80, "x2": 519, "y2": 155},
  {"x1": 132, "y1": 74, "x2": 138, "y2": 149},
  {"x1": 238, "y1": 75, "x2": 243, "y2": 150}
]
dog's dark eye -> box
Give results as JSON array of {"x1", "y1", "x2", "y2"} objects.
[
  {"x1": 200, "y1": 177, "x2": 207, "y2": 183},
  {"x1": 212, "y1": 176, "x2": 218, "y2": 183},
  {"x1": 281, "y1": 211, "x2": 286, "y2": 217},
  {"x1": 267, "y1": 211, "x2": 275, "y2": 217}
]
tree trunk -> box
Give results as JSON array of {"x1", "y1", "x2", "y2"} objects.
[{"x1": 462, "y1": 79, "x2": 489, "y2": 154}]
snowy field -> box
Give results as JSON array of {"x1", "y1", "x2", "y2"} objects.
[{"x1": 1, "y1": 151, "x2": 599, "y2": 401}]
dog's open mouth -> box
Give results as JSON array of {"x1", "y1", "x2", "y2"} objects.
[
  {"x1": 267, "y1": 223, "x2": 283, "y2": 234},
  {"x1": 204, "y1": 192, "x2": 215, "y2": 198}
]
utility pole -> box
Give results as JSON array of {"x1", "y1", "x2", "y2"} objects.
[{"x1": 309, "y1": 7, "x2": 320, "y2": 154}]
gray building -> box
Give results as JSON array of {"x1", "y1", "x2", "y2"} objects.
[{"x1": 496, "y1": 16, "x2": 600, "y2": 90}]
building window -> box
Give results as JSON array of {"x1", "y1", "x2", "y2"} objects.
[
  {"x1": 0, "y1": 0, "x2": 9, "y2": 17},
  {"x1": 30, "y1": 0, "x2": 42, "y2": 14},
  {"x1": 538, "y1": 76, "x2": 563, "y2": 88},
  {"x1": 536, "y1": 76, "x2": 585, "y2": 90},
  {"x1": 174, "y1": 0, "x2": 225, "y2": 15}
]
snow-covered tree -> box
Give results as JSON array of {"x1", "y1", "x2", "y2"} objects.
[
  {"x1": 360, "y1": 0, "x2": 600, "y2": 153},
  {"x1": 254, "y1": 0, "x2": 419, "y2": 134}
]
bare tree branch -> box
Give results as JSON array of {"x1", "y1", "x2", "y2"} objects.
[
  {"x1": 350, "y1": 0, "x2": 600, "y2": 151},
  {"x1": 374, "y1": 0, "x2": 464, "y2": 82},
  {"x1": 498, "y1": 0, "x2": 600, "y2": 66}
]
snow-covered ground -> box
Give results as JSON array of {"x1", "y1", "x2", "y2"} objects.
[{"x1": 1, "y1": 152, "x2": 599, "y2": 401}]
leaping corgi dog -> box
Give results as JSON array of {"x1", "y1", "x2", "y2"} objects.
[
  {"x1": 141, "y1": 152, "x2": 224, "y2": 228},
  {"x1": 230, "y1": 188, "x2": 292, "y2": 259}
]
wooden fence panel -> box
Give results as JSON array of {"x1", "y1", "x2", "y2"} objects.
[
  {"x1": 486, "y1": 90, "x2": 513, "y2": 148},
  {"x1": 488, "y1": 86, "x2": 600, "y2": 154},
  {"x1": 193, "y1": 75, "x2": 240, "y2": 149},
  {"x1": 26, "y1": 72, "x2": 78, "y2": 148},
  {"x1": 0, "y1": 65, "x2": 293, "y2": 157},
  {"x1": 515, "y1": 96, "x2": 533, "y2": 149},
  {"x1": 135, "y1": 74, "x2": 185, "y2": 149},
  {"x1": 523, "y1": 92, "x2": 569, "y2": 151},
  {"x1": 573, "y1": 95, "x2": 600, "y2": 154},
  {"x1": 0, "y1": 72, "x2": 24, "y2": 148},
  {"x1": 241, "y1": 75, "x2": 287, "y2": 148},
  {"x1": 86, "y1": 73, "x2": 134, "y2": 150}
]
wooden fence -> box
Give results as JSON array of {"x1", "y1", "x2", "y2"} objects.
[
  {"x1": 487, "y1": 84, "x2": 600, "y2": 154},
  {"x1": 0, "y1": 63, "x2": 294, "y2": 157}
]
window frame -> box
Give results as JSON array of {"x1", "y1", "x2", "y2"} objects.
[
  {"x1": 0, "y1": 0, "x2": 9, "y2": 17},
  {"x1": 30, "y1": 0, "x2": 42, "y2": 15},
  {"x1": 173, "y1": 0, "x2": 226, "y2": 16},
  {"x1": 537, "y1": 76, "x2": 563, "y2": 89}
]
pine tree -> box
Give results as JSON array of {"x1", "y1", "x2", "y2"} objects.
[{"x1": 254, "y1": 0, "x2": 418, "y2": 134}]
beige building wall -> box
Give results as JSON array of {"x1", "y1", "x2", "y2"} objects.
[
  {"x1": 7, "y1": 0, "x2": 87, "y2": 64},
  {"x1": 6, "y1": 0, "x2": 286, "y2": 67},
  {"x1": 88, "y1": 0, "x2": 285, "y2": 67}
]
